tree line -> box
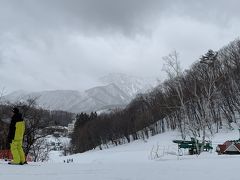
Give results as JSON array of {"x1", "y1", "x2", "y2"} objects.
[{"x1": 71, "y1": 38, "x2": 240, "y2": 153}]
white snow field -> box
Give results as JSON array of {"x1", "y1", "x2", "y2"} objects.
[{"x1": 1, "y1": 129, "x2": 240, "y2": 180}]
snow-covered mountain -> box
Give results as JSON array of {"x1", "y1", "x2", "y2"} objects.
[
  {"x1": 99, "y1": 73, "x2": 156, "y2": 96},
  {"x1": 2, "y1": 73, "x2": 157, "y2": 113}
]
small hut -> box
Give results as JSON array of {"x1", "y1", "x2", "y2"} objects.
[{"x1": 216, "y1": 140, "x2": 240, "y2": 155}]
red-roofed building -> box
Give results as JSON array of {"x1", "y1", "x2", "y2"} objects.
[{"x1": 216, "y1": 141, "x2": 240, "y2": 155}]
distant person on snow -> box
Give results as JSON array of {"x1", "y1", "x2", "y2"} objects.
[{"x1": 7, "y1": 107, "x2": 26, "y2": 165}]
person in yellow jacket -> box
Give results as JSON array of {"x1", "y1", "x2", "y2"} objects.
[{"x1": 7, "y1": 107, "x2": 26, "y2": 165}]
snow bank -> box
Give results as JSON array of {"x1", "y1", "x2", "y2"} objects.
[{"x1": 1, "y1": 129, "x2": 240, "y2": 180}]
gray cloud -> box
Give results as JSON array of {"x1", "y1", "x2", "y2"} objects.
[
  {"x1": 0, "y1": 0, "x2": 240, "y2": 93},
  {"x1": 1, "y1": 0, "x2": 240, "y2": 35},
  {"x1": 0, "y1": 0, "x2": 165, "y2": 36}
]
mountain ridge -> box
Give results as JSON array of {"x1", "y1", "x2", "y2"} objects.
[{"x1": 2, "y1": 73, "x2": 157, "y2": 113}]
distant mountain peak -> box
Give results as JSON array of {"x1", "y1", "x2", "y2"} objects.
[
  {"x1": 99, "y1": 73, "x2": 156, "y2": 96},
  {"x1": 2, "y1": 73, "x2": 157, "y2": 113}
]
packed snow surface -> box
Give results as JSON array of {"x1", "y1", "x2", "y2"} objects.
[{"x1": 1, "y1": 129, "x2": 240, "y2": 180}]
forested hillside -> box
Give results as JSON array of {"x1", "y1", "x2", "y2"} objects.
[{"x1": 71, "y1": 39, "x2": 240, "y2": 153}]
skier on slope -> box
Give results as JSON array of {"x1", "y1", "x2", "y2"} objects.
[{"x1": 7, "y1": 107, "x2": 26, "y2": 165}]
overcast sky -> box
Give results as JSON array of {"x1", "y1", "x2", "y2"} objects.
[{"x1": 0, "y1": 0, "x2": 240, "y2": 93}]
